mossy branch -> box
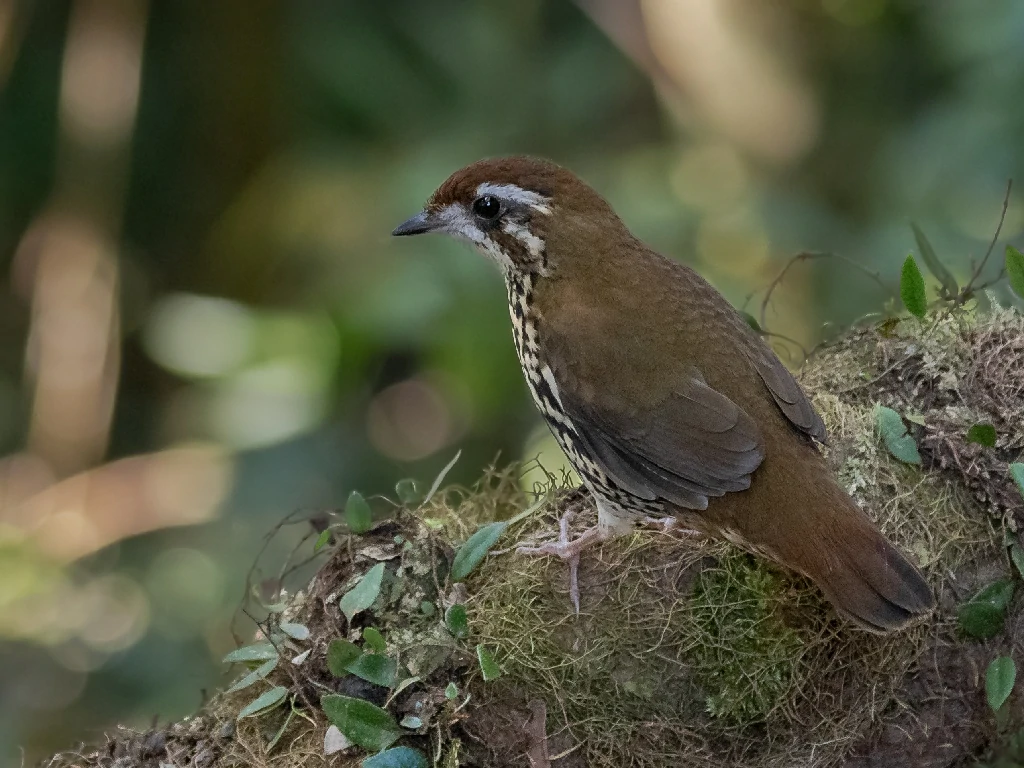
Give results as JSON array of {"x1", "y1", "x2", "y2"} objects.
[{"x1": 41, "y1": 308, "x2": 1024, "y2": 768}]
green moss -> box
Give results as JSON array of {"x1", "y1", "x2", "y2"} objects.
[
  {"x1": 687, "y1": 553, "x2": 803, "y2": 722},
  {"x1": 52, "y1": 311, "x2": 1017, "y2": 768},
  {"x1": 459, "y1": 308, "x2": 1014, "y2": 767}
]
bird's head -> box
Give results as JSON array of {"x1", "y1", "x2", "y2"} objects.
[{"x1": 392, "y1": 156, "x2": 627, "y2": 278}]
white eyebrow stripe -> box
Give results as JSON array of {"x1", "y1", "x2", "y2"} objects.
[{"x1": 476, "y1": 182, "x2": 552, "y2": 215}]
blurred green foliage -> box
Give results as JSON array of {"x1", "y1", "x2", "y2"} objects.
[{"x1": 1, "y1": 0, "x2": 1024, "y2": 762}]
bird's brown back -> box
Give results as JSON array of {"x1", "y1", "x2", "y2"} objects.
[{"x1": 535, "y1": 236, "x2": 933, "y2": 631}]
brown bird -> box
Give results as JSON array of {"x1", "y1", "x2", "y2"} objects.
[{"x1": 392, "y1": 156, "x2": 934, "y2": 633}]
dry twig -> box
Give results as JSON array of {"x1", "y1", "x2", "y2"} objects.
[
  {"x1": 957, "y1": 179, "x2": 1014, "y2": 302},
  {"x1": 759, "y1": 251, "x2": 888, "y2": 331}
]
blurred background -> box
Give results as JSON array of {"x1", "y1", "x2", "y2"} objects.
[{"x1": 2, "y1": 0, "x2": 1023, "y2": 761}]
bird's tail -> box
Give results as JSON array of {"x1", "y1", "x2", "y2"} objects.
[
  {"x1": 775, "y1": 486, "x2": 934, "y2": 633},
  {"x1": 721, "y1": 469, "x2": 936, "y2": 633}
]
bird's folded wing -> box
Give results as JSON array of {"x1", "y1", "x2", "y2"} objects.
[
  {"x1": 742, "y1": 338, "x2": 827, "y2": 443},
  {"x1": 562, "y1": 374, "x2": 766, "y2": 511}
]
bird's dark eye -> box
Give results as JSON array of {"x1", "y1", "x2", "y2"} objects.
[{"x1": 472, "y1": 195, "x2": 501, "y2": 220}]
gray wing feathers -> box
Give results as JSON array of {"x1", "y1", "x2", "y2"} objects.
[
  {"x1": 565, "y1": 376, "x2": 765, "y2": 510},
  {"x1": 746, "y1": 344, "x2": 827, "y2": 443}
]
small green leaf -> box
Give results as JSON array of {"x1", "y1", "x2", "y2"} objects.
[
  {"x1": 327, "y1": 639, "x2": 362, "y2": 676},
  {"x1": 346, "y1": 653, "x2": 398, "y2": 688},
  {"x1": 238, "y1": 686, "x2": 288, "y2": 719},
  {"x1": 280, "y1": 622, "x2": 309, "y2": 641},
  {"x1": 226, "y1": 658, "x2": 278, "y2": 693},
  {"x1": 1011, "y1": 463, "x2": 1024, "y2": 498},
  {"x1": 875, "y1": 405, "x2": 922, "y2": 465},
  {"x1": 266, "y1": 698, "x2": 295, "y2": 752},
  {"x1": 425, "y1": 450, "x2": 461, "y2": 503},
  {"x1": 320, "y1": 694, "x2": 401, "y2": 752},
  {"x1": 476, "y1": 645, "x2": 501, "y2": 681},
  {"x1": 958, "y1": 602, "x2": 1006, "y2": 639},
  {"x1": 362, "y1": 627, "x2": 386, "y2": 653},
  {"x1": 900, "y1": 254, "x2": 928, "y2": 318},
  {"x1": 419, "y1": 601, "x2": 436, "y2": 617},
  {"x1": 911, "y1": 223, "x2": 958, "y2": 298},
  {"x1": 958, "y1": 579, "x2": 1016, "y2": 639},
  {"x1": 904, "y1": 412, "x2": 927, "y2": 427},
  {"x1": 1007, "y1": 245, "x2": 1024, "y2": 299},
  {"x1": 975, "y1": 578, "x2": 1016, "y2": 611},
  {"x1": 1011, "y1": 545, "x2": 1024, "y2": 580},
  {"x1": 445, "y1": 605, "x2": 469, "y2": 639},
  {"x1": 362, "y1": 746, "x2": 429, "y2": 768},
  {"x1": 345, "y1": 491, "x2": 373, "y2": 534},
  {"x1": 739, "y1": 312, "x2": 762, "y2": 333},
  {"x1": 444, "y1": 682, "x2": 458, "y2": 700},
  {"x1": 451, "y1": 521, "x2": 508, "y2": 581},
  {"x1": 395, "y1": 478, "x2": 421, "y2": 505},
  {"x1": 986, "y1": 656, "x2": 1017, "y2": 712},
  {"x1": 399, "y1": 715, "x2": 423, "y2": 729},
  {"x1": 340, "y1": 563, "x2": 385, "y2": 623},
  {"x1": 223, "y1": 643, "x2": 278, "y2": 664},
  {"x1": 314, "y1": 529, "x2": 332, "y2": 552},
  {"x1": 966, "y1": 423, "x2": 997, "y2": 448}
]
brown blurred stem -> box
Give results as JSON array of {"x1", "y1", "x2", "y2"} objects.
[
  {"x1": 759, "y1": 251, "x2": 888, "y2": 331},
  {"x1": 957, "y1": 179, "x2": 1013, "y2": 303}
]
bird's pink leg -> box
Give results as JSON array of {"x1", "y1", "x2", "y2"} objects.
[
  {"x1": 516, "y1": 505, "x2": 702, "y2": 612},
  {"x1": 516, "y1": 509, "x2": 609, "y2": 613}
]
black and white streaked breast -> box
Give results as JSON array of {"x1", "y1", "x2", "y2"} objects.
[{"x1": 506, "y1": 271, "x2": 666, "y2": 522}]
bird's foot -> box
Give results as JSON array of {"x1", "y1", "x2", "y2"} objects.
[
  {"x1": 516, "y1": 509, "x2": 609, "y2": 613},
  {"x1": 639, "y1": 515, "x2": 703, "y2": 538}
]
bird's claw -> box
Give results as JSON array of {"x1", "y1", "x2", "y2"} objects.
[
  {"x1": 516, "y1": 510, "x2": 608, "y2": 613},
  {"x1": 639, "y1": 515, "x2": 703, "y2": 537},
  {"x1": 516, "y1": 511, "x2": 700, "y2": 613}
]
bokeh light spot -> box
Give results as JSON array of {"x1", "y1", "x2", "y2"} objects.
[
  {"x1": 367, "y1": 378, "x2": 453, "y2": 462},
  {"x1": 209, "y1": 361, "x2": 330, "y2": 449},
  {"x1": 143, "y1": 293, "x2": 256, "y2": 378},
  {"x1": 0, "y1": 534, "x2": 64, "y2": 640},
  {"x1": 671, "y1": 142, "x2": 749, "y2": 213},
  {"x1": 76, "y1": 574, "x2": 150, "y2": 653},
  {"x1": 696, "y1": 211, "x2": 771, "y2": 279}
]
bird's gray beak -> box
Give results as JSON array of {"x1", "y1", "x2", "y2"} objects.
[{"x1": 391, "y1": 210, "x2": 435, "y2": 237}]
